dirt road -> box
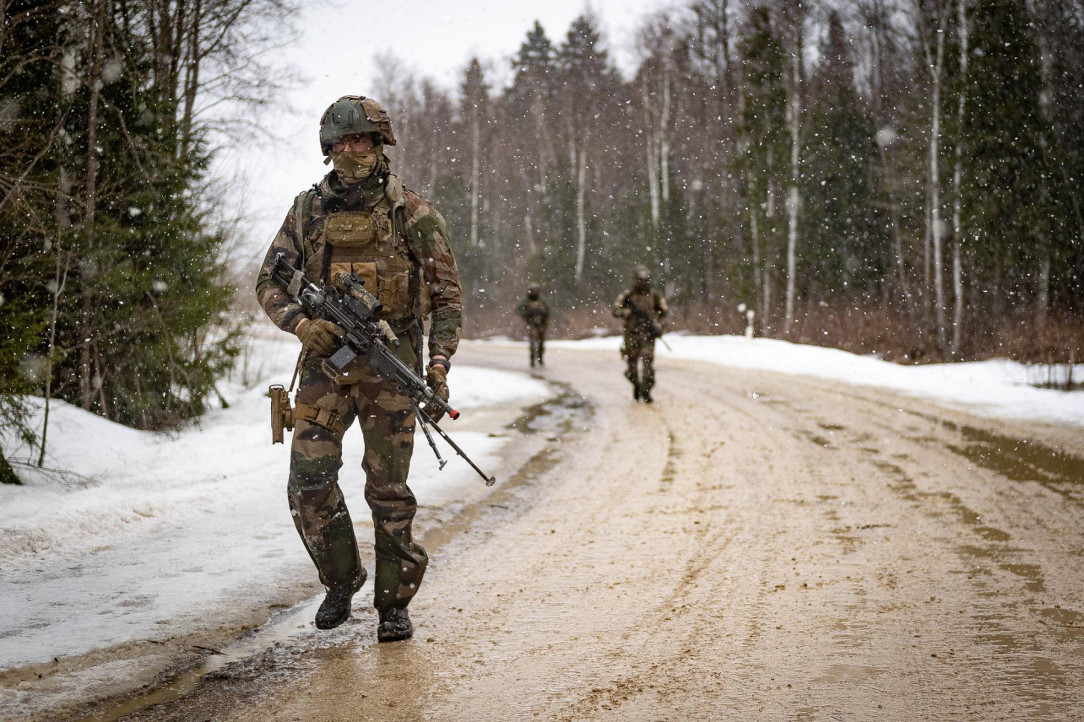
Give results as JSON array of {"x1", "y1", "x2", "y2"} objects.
[{"x1": 89, "y1": 344, "x2": 1084, "y2": 721}]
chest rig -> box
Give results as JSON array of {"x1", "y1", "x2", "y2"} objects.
[
  {"x1": 626, "y1": 290, "x2": 656, "y2": 316},
  {"x1": 301, "y1": 177, "x2": 416, "y2": 322}
]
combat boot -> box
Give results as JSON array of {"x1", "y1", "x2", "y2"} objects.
[
  {"x1": 377, "y1": 606, "x2": 413, "y2": 642},
  {"x1": 315, "y1": 569, "x2": 366, "y2": 630},
  {"x1": 633, "y1": 384, "x2": 641, "y2": 401},
  {"x1": 641, "y1": 389, "x2": 653, "y2": 403}
]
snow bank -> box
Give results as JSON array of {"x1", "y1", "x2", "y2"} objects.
[
  {"x1": 548, "y1": 334, "x2": 1084, "y2": 428},
  {"x1": 0, "y1": 335, "x2": 550, "y2": 670}
]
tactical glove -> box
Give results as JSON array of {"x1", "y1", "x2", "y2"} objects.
[
  {"x1": 295, "y1": 318, "x2": 345, "y2": 356},
  {"x1": 425, "y1": 363, "x2": 450, "y2": 422}
]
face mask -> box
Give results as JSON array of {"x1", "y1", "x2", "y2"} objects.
[{"x1": 330, "y1": 148, "x2": 379, "y2": 182}]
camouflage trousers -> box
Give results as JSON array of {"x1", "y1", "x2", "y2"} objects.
[
  {"x1": 526, "y1": 325, "x2": 546, "y2": 366},
  {"x1": 622, "y1": 330, "x2": 656, "y2": 393},
  {"x1": 288, "y1": 340, "x2": 427, "y2": 611}
]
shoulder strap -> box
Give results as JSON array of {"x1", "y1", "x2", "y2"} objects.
[
  {"x1": 294, "y1": 187, "x2": 317, "y2": 264},
  {"x1": 384, "y1": 174, "x2": 425, "y2": 372}
]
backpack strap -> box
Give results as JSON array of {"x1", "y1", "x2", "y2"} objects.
[
  {"x1": 385, "y1": 174, "x2": 426, "y2": 373},
  {"x1": 295, "y1": 186, "x2": 317, "y2": 265}
]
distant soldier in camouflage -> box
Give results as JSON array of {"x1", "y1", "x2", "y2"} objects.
[
  {"x1": 613, "y1": 265, "x2": 668, "y2": 403},
  {"x1": 256, "y1": 95, "x2": 462, "y2": 642},
  {"x1": 515, "y1": 283, "x2": 549, "y2": 367}
]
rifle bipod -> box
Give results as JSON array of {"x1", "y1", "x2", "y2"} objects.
[{"x1": 411, "y1": 400, "x2": 497, "y2": 486}]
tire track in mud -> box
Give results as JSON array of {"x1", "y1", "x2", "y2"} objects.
[
  {"x1": 552, "y1": 377, "x2": 851, "y2": 719},
  {"x1": 711, "y1": 369, "x2": 1084, "y2": 719}
]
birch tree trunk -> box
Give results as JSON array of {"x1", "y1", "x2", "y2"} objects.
[
  {"x1": 783, "y1": 20, "x2": 802, "y2": 337},
  {"x1": 642, "y1": 73, "x2": 660, "y2": 228},
  {"x1": 574, "y1": 142, "x2": 588, "y2": 282},
  {"x1": 917, "y1": 0, "x2": 948, "y2": 350},
  {"x1": 79, "y1": 0, "x2": 106, "y2": 410},
  {"x1": 41, "y1": 37, "x2": 81, "y2": 466},
  {"x1": 469, "y1": 105, "x2": 480, "y2": 248},
  {"x1": 660, "y1": 63, "x2": 671, "y2": 206}
]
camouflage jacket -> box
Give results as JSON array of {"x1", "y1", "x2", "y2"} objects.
[
  {"x1": 255, "y1": 171, "x2": 463, "y2": 360},
  {"x1": 515, "y1": 296, "x2": 549, "y2": 329},
  {"x1": 613, "y1": 287, "x2": 668, "y2": 335}
]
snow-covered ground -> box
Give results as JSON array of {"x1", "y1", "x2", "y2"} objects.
[
  {"x1": 1, "y1": 332, "x2": 1081, "y2": 676},
  {"x1": 0, "y1": 333, "x2": 551, "y2": 673}
]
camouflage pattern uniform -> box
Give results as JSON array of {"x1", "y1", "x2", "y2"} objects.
[
  {"x1": 515, "y1": 287, "x2": 549, "y2": 367},
  {"x1": 256, "y1": 149, "x2": 462, "y2": 614},
  {"x1": 613, "y1": 267, "x2": 668, "y2": 402}
]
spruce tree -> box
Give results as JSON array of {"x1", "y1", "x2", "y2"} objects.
[
  {"x1": 801, "y1": 12, "x2": 881, "y2": 298},
  {"x1": 961, "y1": 0, "x2": 1047, "y2": 312}
]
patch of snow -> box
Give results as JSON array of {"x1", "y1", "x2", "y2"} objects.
[
  {"x1": 0, "y1": 334, "x2": 549, "y2": 671},
  {"x1": 549, "y1": 334, "x2": 1084, "y2": 427}
]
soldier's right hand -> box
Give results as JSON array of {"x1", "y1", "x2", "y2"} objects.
[{"x1": 295, "y1": 318, "x2": 345, "y2": 356}]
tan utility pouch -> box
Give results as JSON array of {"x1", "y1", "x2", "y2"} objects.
[
  {"x1": 331, "y1": 261, "x2": 378, "y2": 295},
  {"x1": 324, "y1": 212, "x2": 386, "y2": 247},
  {"x1": 329, "y1": 261, "x2": 410, "y2": 317},
  {"x1": 293, "y1": 398, "x2": 351, "y2": 438},
  {"x1": 269, "y1": 384, "x2": 294, "y2": 444}
]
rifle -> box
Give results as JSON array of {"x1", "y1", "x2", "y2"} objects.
[
  {"x1": 627, "y1": 301, "x2": 672, "y2": 352},
  {"x1": 268, "y1": 251, "x2": 496, "y2": 486}
]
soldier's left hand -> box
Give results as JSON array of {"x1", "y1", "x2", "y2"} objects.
[{"x1": 425, "y1": 363, "x2": 450, "y2": 422}]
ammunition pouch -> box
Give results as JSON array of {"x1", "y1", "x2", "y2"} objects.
[{"x1": 269, "y1": 384, "x2": 295, "y2": 444}]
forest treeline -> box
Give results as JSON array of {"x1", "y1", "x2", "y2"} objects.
[
  {"x1": 0, "y1": 0, "x2": 296, "y2": 481},
  {"x1": 1, "y1": 0, "x2": 1081, "y2": 481},
  {"x1": 373, "y1": 0, "x2": 1082, "y2": 363}
]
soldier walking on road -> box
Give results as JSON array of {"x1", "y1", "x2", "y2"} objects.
[
  {"x1": 256, "y1": 95, "x2": 463, "y2": 641},
  {"x1": 516, "y1": 283, "x2": 550, "y2": 367},
  {"x1": 613, "y1": 265, "x2": 668, "y2": 402}
]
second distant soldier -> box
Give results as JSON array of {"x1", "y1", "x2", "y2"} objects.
[
  {"x1": 516, "y1": 284, "x2": 550, "y2": 367},
  {"x1": 613, "y1": 265, "x2": 668, "y2": 402}
]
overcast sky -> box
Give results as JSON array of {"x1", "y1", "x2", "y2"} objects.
[{"x1": 221, "y1": 0, "x2": 673, "y2": 261}]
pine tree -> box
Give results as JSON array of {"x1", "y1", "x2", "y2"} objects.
[
  {"x1": 1, "y1": 0, "x2": 249, "y2": 439},
  {"x1": 0, "y1": 0, "x2": 71, "y2": 481},
  {"x1": 801, "y1": 12, "x2": 881, "y2": 299},
  {"x1": 961, "y1": 0, "x2": 1048, "y2": 316}
]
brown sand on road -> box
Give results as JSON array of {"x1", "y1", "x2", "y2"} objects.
[{"x1": 100, "y1": 344, "x2": 1084, "y2": 721}]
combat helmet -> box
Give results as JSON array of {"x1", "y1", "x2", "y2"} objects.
[
  {"x1": 319, "y1": 95, "x2": 397, "y2": 156},
  {"x1": 633, "y1": 265, "x2": 652, "y2": 281}
]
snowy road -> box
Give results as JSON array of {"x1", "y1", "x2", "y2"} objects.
[{"x1": 54, "y1": 342, "x2": 1084, "y2": 722}]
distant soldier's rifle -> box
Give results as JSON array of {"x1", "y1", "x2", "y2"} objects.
[
  {"x1": 628, "y1": 302, "x2": 672, "y2": 352},
  {"x1": 268, "y1": 251, "x2": 496, "y2": 486}
]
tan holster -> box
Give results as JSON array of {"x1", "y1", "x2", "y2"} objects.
[{"x1": 269, "y1": 384, "x2": 295, "y2": 444}]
